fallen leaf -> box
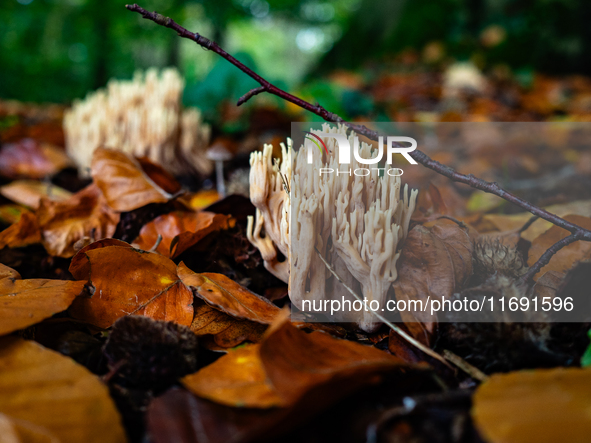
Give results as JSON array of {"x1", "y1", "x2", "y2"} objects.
[
  {"x1": 69, "y1": 244, "x2": 193, "y2": 328},
  {"x1": 0, "y1": 411, "x2": 60, "y2": 443},
  {"x1": 178, "y1": 262, "x2": 279, "y2": 324},
  {"x1": 68, "y1": 238, "x2": 132, "y2": 277},
  {"x1": 0, "y1": 211, "x2": 41, "y2": 249},
  {"x1": 0, "y1": 139, "x2": 71, "y2": 179},
  {"x1": 0, "y1": 337, "x2": 127, "y2": 443},
  {"x1": 190, "y1": 303, "x2": 267, "y2": 350},
  {"x1": 91, "y1": 147, "x2": 181, "y2": 212},
  {"x1": 0, "y1": 180, "x2": 71, "y2": 210},
  {"x1": 36, "y1": 184, "x2": 120, "y2": 258},
  {"x1": 183, "y1": 344, "x2": 285, "y2": 408},
  {"x1": 0, "y1": 264, "x2": 85, "y2": 336},
  {"x1": 0, "y1": 204, "x2": 27, "y2": 225},
  {"x1": 527, "y1": 214, "x2": 591, "y2": 278},
  {"x1": 472, "y1": 367, "x2": 591, "y2": 443},
  {"x1": 147, "y1": 388, "x2": 289, "y2": 443},
  {"x1": 182, "y1": 320, "x2": 413, "y2": 409},
  {"x1": 393, "y1": 220, "x2": 473, "y2": 343},
  {"x1": 133, "y1": 211, "x2": 234, "y2": 257}
]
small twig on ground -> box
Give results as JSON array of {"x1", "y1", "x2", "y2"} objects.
[
  {"x1": 125, "y1": 3, "x2": 591, "y2": 282},
  {"x1": 148, "y1": 234, "x2": 163, "y2": 253},
  {"x1": 519, "y1": 233, "x2": 580, "y2": 283},
  {"x1": 442, "y1": 350, "x2": 488, "y2": 382}
]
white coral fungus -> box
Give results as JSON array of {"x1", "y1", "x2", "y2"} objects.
[{"x1": 247, "y1": 124, "x2": 417, "y2": 332}]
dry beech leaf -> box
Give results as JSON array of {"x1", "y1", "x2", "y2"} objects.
[
  {"x1": 393, "y1": 220, "x2": 473, "y2": 342},
  {"x1": 528, "y1": 214, "x2": 591, "y2": 278},
  {"x1": 0, "y1": 263, "x2": 85, "y2": 336},
  {"x1": 183, "y1": 344, "x2": 285, "y2": 408},
  {"x1": 36, "y1": 184, "x2": 120, "y2": 258},
  {"x1": 0, "y1": 180, "x2": 71, "y2": 210},
  {"x1": 91, "y1": 147, "x2": 181, "y2": 212},
  {"x1": 134, "y1": 211, "x2": 234, "y2": 257},
  {"x1": 69, "y1": 244, "x2": 193, "y2": 328},
  {"x1": 0, "y1": 139, "x2": 71, "y2": 180},
  {"x1": 0, "y1": 211, "x2": 41, "y2": 249},
  {"x1": 472, "y1": 367, "x2": 591, "y2": 443},
  {"x1": 182, "y1": 320, "x2": 413, "y2": 409},
  {"x1": 190, "y1": 303, "x2": 267, "y2": 350},
  {"x1": 0, "y1": 337, "x2": 127, "y2": 443},
  {"x1": 178, "y1": 262, "x2": 279, "y2": 324},
  {"x1": 0, "y1": 412, "x2": 60, "y2": 443}
]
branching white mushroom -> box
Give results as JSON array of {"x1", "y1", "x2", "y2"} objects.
[
  {"x1": 247, "y1": 124, "x2": 418, "y2": 332},
  {"x1": 63, "y1": 68, "x2": 211, "y2": 176}
]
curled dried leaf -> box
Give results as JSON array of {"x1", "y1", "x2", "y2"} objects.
[
  {"x1": 36, "y1": 184, "x2": 120, "y2": 258},
  {"x1": 178, "y1": 262, "x2": 279, "y2": 324}
]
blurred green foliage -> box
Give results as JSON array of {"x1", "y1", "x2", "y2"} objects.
[{"x1": 2, "y1": 0, "x2": 591, "y2": 113}]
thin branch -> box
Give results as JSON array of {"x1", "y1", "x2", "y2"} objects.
[
  {"x1": 520, "y1": 233, "x2": 580, "y2": 282},
  {"x1": 442, "y1": 350, "x2": 488, "y2": 382},
  {"x1": 125, "y1": 3, "x2": 591, "y2": 282},
  {"x1": 237, "y1": 86, "x2": 266, "y2": 106}
]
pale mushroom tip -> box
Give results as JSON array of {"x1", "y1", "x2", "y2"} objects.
[{"x1": 206, "y1": 144, "x2": 233, "y2": 162}]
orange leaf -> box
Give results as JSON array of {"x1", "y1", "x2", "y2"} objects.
[
  {"x1": 178, "y1": 262, "x2": 279, "y2": 324},
  {"x1": 183, "y1": 344, "x2": 285, "y2": 408},
  {"x1": 472, "y1": 367, "x2": 591, "y2": 443},
  {"x1": 0, "y1": 264, "x2": 85, "y2": 336},
  {"x1": 0, "y1": 180, "x2": 72, "y2": 210},
  {"x1": 69, "y1": 245, "x2": 193, "y2": 328},
  {"x1": 36, "y1": 184, "x2": 120, "y2": 258},
  {"x1": 528, "y1": 214, "x2": 591, "y2": 278},
  {"x1": 133, "y1": 211, "x2": 234, "y2": 257},
  {"x1": 182, "y1": 320, "x2": 414, "y2": 409},
  {"x1": 0, "y1": 139, "x2": 71, "y2": 179},
  {"x1": 0, "y1": 337, "x2": 127, "y2": 443},
  {"x1": 0, "y1": 211, "x2": 41, "y2": 249},
  {"x1": 190, "y1": 303, "x2": 267, "y2": 350},
  {"x1": 91, "y1": 147, "x2": 181, "y2": 212}
]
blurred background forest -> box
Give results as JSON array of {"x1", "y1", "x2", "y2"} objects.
[{"x1": 3, "y1": 0, "x2": 591, "y2": 125}]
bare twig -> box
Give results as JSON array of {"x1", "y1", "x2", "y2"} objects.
[
  {"x1": 125, "y1": 3, "x2": 591, "y2": 282},
  {"x1": 442, "y1": 350, "x2": 488, "y2": 382},
  {"x1": 520, "y1": 233, "x2": 580, "y2": 283},
  {"x1": 237, "y1": 86, "x2": 266, "y2": 106}
]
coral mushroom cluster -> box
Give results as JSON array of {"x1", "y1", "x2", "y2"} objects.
[
  {"x1": 63, "y1": 68, "x2": 211, "y2": 176},
  {"x1": 247, "y1": 124, "x2": 417, "y2": 332}
]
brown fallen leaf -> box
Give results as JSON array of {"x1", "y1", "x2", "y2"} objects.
[
  {"x1": 472, "y1": 367, "x2": 591, "y2": 443},
  {"x1": 91, "y1": 147, "x2": 181, "y2": 212},
  {"x1": 393, "y1": 219, "x2": 473, "y2": 343},
  {"x1": 178, "y1": 262, "x2": 279, "y2": 324},
  {"x1": 69, "y1": 244, "x2": 193, "y2": 328},
  {"x1": 528, "y1": 214, "x2": 591, "y2": 278},
  {"x1": 0, "y1": 139, "x2": 71, "y2": 179},
  {"x1": 184, "y1": 344, "x2": 285, "y2": 408},
  {"x1": 190, "y1": 303, "x2": 267, "y2": 350},
  {"x1": 36, "y1": 184, "x2": 120, "y2": 258},
  {"x1": 0, "y1": 180, "x2": 71, "y2": 210},
  {"x1": 0, "y1": 337, "x2": 127, "y2": 443},
  {"x1": 0, "y1": 211, "x2": 41, "y2": 249},
  {"x1": 182, "y1": 320, "x2": 414, "y2": 409},
  {"x1": 133, "y1": 211, "x2": 234, "y2": 257},
  {"x1": 0, "y1": 264, "x2": 85, "y2": 336},
  {"x1": 0, "y1": 411, "x2": 60, "y2": 443}
]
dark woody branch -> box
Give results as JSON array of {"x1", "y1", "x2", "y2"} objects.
[{"x1": 126, "y1": 3, "x2": 591, "y2": 282}]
